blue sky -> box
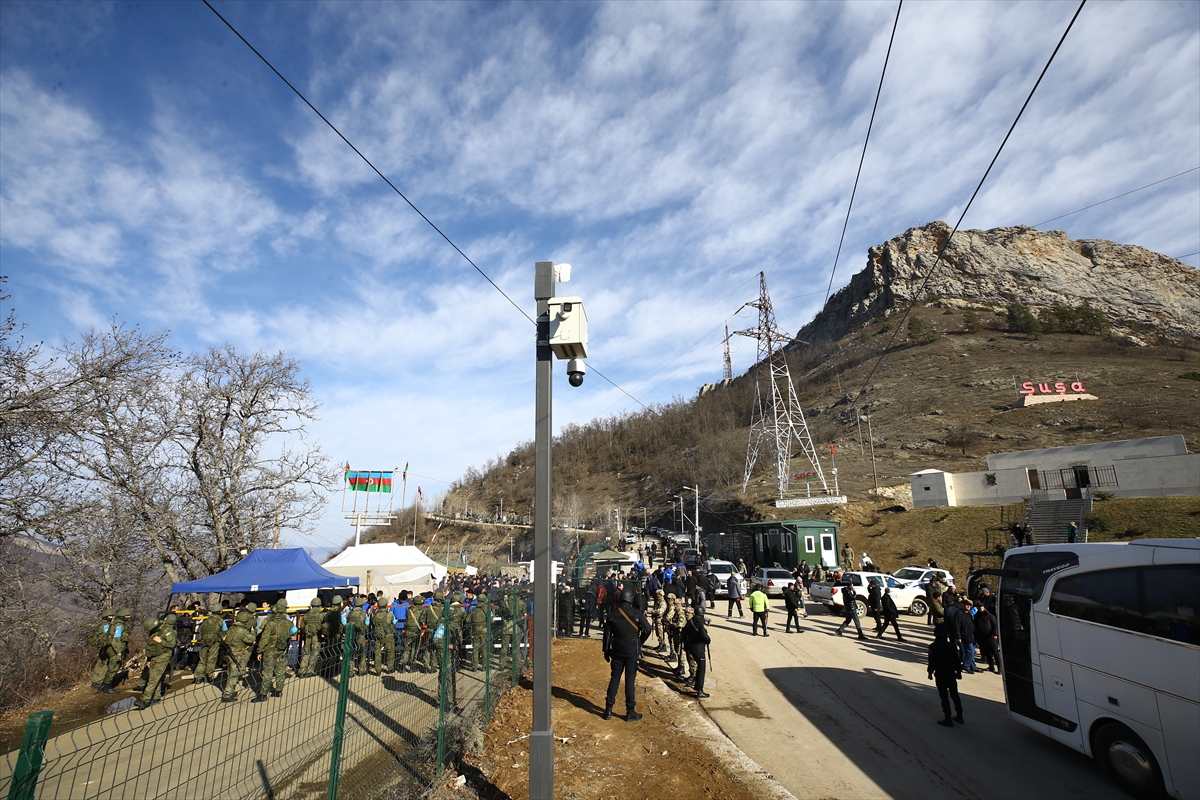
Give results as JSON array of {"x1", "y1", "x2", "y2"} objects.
[{"x1": 3, "y1": 1, "x2": 1197, "y2": 553}]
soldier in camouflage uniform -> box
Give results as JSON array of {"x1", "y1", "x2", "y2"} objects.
[
  {"x1": 664, "y1": 594, "x2": 686, "y2": 666},
  {"x1": 466, "y1": 594, "x2": 491, "y2": 670},
  {"x1": 440, "y1": 593, "x2": 465, "y2": 710},
  {"x1": 193, "y1": 604, "x2": 225, "y2": 684},
  {"x1": 371, "y1": 597, "x2": 396, "y2": 674},
  {"x1": 346, "y1": 597, "x2": 368, "y2": 675},
  {"x1": 320, "y1": 594, "x2": 345, "y2": 677},
  {"x1": 89, "y1": 609, "x2": 118, "y2": 693},
  {"x1": 298, "y1": 598, "x2": 322, "y2": 677},
  {"x1": 255, "y1": 599, "x2": 293, "y2": 701},
  {"x1": 138, "y1": 614, "x2": 178, "y2": 709},
  {"x1": 403, "y1": 598, "x2": 425, "y2": 672},
  {"x1": 420, "y1": 593, "x2": 444, "y2": 672},
  {"x1": 649, "y1": 588, "x2": 667, "y2": 653},
  {"x1": 221, "y1": 610, "x2": 258, "y2": 701}
]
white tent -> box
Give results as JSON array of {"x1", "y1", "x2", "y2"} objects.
[{"x1": 321, "y1": 543, "x2": 447, "y2": 596}]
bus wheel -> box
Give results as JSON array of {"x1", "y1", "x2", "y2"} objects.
[
  {"x1": 909, "y1": 598, "x2": 928, "y2": 617},
  {"x1": 1093, "y1": 722, "x2": 1164, "y2": 799}
]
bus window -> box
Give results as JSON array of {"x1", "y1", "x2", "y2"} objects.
[
  {"x1": 1141, "y1": 565, "x2": 1200, "y2": 645},
  {"x1": 1049, "y1": 567, "x2": 1141, "y2": 633}
]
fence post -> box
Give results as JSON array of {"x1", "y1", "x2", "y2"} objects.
[
  {"x1": 326, "y1": 622, "x2": 355, "y2": 800},
  {"x1": 436, "y1": 595, "x2": 450, "y2": 779},
  {"x1": 510, "y1": 590, "x2": 519, "y2": 687},
  {"x1": 8, "y1": 710, "x2": 54, "y2": 800},
  {"x1": 483, "y1": 598, "x2": 492, "y2": 721}
]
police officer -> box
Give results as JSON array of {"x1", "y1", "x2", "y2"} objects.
[
  {"x1": 193, "y1": 604, "x2": 225, "y2": 684},
  {"x1": 298, "y1": 598, "x2": 322, "y2": 677},
  {"x1": 221, "y1": 609, "x2": 257, "y2": 702},
  {"x1": 601, "y1": 588, "x2": 652, "y2": 722}
]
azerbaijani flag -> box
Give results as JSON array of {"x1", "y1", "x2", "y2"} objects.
[{"x1": 347, "y1": 470, "x2": 394, "y2": 492}]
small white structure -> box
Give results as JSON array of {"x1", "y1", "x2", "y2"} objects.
[
  {"x1": 322, "y1": 543, "x2": 448, "y2": 596},
  {"x1": 910, "y1": 435, "x2": 1199, "y2": 508}
]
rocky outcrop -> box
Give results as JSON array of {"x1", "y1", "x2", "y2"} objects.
[{"x1": 797, "y1": 222, "x2": 1200, "y2": 345}]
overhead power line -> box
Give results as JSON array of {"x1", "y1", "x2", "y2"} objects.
[
  {"x1": 1033, "y1": 166, "x2": 1200, "y2": 227},
  {"x1": 823, "y1": 0, "x2": 903, "y2": 307},
  {"x1": 202, "y1": 1, "x2": 533, "y2": 325},
  {"x1": 853, "y1": 0, "x2": 1088, "y2": 402},
  {"x1": 203, "y1": 0, "x2": 650, "y2": 410}
]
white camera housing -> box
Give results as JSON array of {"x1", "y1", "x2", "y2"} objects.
[{"x1": 547, "y1": 296, "x2": 588, "y2": 360}]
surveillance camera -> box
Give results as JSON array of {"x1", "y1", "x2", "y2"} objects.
[{"x1": 567, "y1": 358, "x2": 586, "y2": 387}]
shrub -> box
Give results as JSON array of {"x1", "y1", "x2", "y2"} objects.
[
  {"x1": 1006, "y1": 301, "x2": 1042, "y2": 335},
  {"x1": 963, "y1": 310, "x2": 983, "y2": 333},
  {"x1": 1179, "y1": 371, "x2": 1200, "y2": 382}
]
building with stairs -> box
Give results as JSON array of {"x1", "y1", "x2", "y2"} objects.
[
  {"x1": 1020, "y1": 490, "x2": 1091, "y2": 544},
  {"x1": 909, "y1": 435, "x2": 1198, "y2": 511}
]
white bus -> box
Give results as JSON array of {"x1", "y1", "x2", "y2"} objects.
[{"x1": 987, "y1": 539, "x2": 1198, "y2": 799}]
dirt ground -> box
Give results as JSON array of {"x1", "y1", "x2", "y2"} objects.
[{"x1": 467, "y1": 637, "x2": 791, "y2": 800}]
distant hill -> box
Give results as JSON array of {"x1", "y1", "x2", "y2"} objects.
[
  {"x1": 799, "y1": 222, "x2": 1200, "y2": 346},
  {"x1": 392, "y1": 224, "x2": 1200, "y2": 568}
]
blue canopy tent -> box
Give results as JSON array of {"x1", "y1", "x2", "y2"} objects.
[{"x1": 170, "y1": 548, "x2": 358, "y2": 594}]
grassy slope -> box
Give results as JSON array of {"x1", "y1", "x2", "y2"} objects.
[{"x1": 829, "y1": 496, "x2": 1200, "y2": 584}]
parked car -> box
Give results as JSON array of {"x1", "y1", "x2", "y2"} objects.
[
  {"x1": 749, "y1": 567, "x2": 794, "y2": 597},
  {"x1": 707, "y1": 559, "x2": 746, "y2": 597},
  {"x1": 891, "y1": 565, "x2": 956, "y2": 590},
  {"x1": 810, "y1": 572, "x2": 930, "y2": 617},
  {"x1": 623, "y1": 532, "x2": 638, "y2": 544}
]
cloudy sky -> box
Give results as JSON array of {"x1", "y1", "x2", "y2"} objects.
[{"x1": 2, "y1": 1, "x2": 1197, "y2": 551}]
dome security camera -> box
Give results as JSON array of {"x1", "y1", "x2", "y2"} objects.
[{"x1": 567, "y1": 358, "x2": 586, "y2": 387}]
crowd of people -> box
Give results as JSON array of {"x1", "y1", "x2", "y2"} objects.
[{"x1": 89, "y1": 572, "x2": 541, "y2": 712}]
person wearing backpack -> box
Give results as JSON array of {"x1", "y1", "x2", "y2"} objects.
[
  {"x1": 138, "y1": 614, "x2": 178, "y2": 710},
  {"x1": 298, "y1": 598, "x2": 322, "y2": 678},
  {"x1": 681, "y1": 607, "x2": 711, "y2": 698},
  {"x1": 89, "y1": 609, "x2": 118, "y2": 693},
  {"x1": 346, "y1": 596, "x2": 368, "y2": 676},
  {"x1": 221, "y1": 610, "x2": 257, "y2": 702},
  {"x1": 372, "y1": 596, "x2": 396, "y2": 674}
]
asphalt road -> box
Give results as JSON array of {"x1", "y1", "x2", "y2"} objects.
[{"x1": 698, "y1": 600, "x2": 1128, "y2": 800}]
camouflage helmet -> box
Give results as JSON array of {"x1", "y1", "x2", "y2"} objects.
[
  {"x1": 143, "y1": 618, "x2": 158, "y2": 633},
  {"x1": 451, "y1": 592, "x2": 464, "y2": 603},
  {"x1": 433, "y1": 591, "x2": 445, "y2": 602},
  {"x1": 162, "y1": 613, "x2": 177, "y2": 626},
  {"x1": 478, "y1": 593, "x2": 488, "y2": 602},
  {"x1": 236, "y1": 610, "x2": 254, "y2": 625},
  {"x1": 331, "y1": 595, "x2": 343, "y2": 605},
  {"x1": 310, "y1": 598, "x2": 322, "y2": 607},
  {"x1": 117, "y1": 607, "x2": 133, "y2": 617},
  {"x1": 210, "y1": 604, "x2": 223, "y2": 614},
  {"x1": 102, "y1": 608, "x2": 116, "y2": 617},
  {"x1": 274, "y1": 599, "x2": 288, "y2": 613}
]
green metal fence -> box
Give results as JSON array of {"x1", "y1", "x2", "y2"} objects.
[{"x1": 0, "y1": 588, "x2": 532, "y2": 800}]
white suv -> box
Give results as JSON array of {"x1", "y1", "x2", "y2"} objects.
[
  {"x1": 707, "y1": 559, "x2": 745, "y2": 597},
  {"x1": 891, "y1": 565, "x2": 955, "y2": 589}
]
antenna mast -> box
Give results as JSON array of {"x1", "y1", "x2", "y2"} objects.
[{"x1": 736, "y1": 272, "x2": 835, "y2": 503}]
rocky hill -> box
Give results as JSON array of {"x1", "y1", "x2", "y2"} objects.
[{"x1": 798, "y1": 222, "x2": 1200, "y2": 345}]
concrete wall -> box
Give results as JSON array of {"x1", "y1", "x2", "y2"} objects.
[
  {"x1": 986, "y1": 435, "x2": 1187, "y2": 472},
  {"x1": 947, "y1": 467, "x2": 1032, "y2": 506},
  {"x1": 911, "y1": 471, "x2": 953, "y2": 508},
  {"x1": 1112, "y1": 453, "x2": 1200, "y2": 498}
]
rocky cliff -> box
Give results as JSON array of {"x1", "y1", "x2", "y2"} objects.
[{"x1": 797, "y1": 222, "x2": 1200, "y2": 345}]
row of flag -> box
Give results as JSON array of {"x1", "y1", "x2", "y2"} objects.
[{"x1": 343, "y1": 462, "x2": 421, "y2": 499}]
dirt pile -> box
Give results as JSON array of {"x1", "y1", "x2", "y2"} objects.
[{"x1": 468, "y1": 637, "x2": 792, "y2": 800}]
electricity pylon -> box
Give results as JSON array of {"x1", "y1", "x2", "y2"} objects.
[
  {"x1": 722, "y1": 323, "x2": 733, "y2": 382},
  {"x1": 736, "y1": 272, "x2": 829, "y2": 499}
]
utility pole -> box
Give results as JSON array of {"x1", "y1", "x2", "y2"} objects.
[
  {"x1": 722, "y1": 323, "x2": 733, "y2": 382},
  {"x1": 682, "y1": 486, "x2": 700, "y2": 549},
  {"x1": 867, "y1": 410, "x2": 879, "y2": 493}
]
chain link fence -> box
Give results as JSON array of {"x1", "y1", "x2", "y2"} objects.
[{"x1": 1, "y1": 588, "x2": 533, "y2": 800}]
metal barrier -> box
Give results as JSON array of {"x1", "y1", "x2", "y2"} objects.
[{"x1": 0, "y1": 589, "x2": 532, "y2": 800}]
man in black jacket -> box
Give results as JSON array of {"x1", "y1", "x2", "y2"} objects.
[
  {"x1": 783, "y1": 582, "x2": 804, "y2": 633},
  {"x1": 867, "y1": 581, "x2": 883, "y2": 633},
  {"x1": 602, "y1": 588, "x2": 653, "y2": 722},
  {"x1": 928, "y1": 623, "x2": 964, "y2": 726},
  {"x1": 973, "y1": 602, "x2": 999, "y2": 672},
  {"x1": 681, "y1": 608, "x2": 711, "y2": 698},
  {"x1": 877, "y1": 587, "x2": 905, "y2": 641}
]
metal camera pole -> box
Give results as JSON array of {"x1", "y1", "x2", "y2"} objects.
[{"x1": 530, "y1": 261, "x2": 556, "y2": 798}]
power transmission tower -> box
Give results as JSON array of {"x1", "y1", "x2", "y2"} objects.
[
  {"x1": 736, "y1": 272, "x2": 831, "y2": 501},
  {"x1": 722, "y1": 323, "x2": 733, "y2": 382}
]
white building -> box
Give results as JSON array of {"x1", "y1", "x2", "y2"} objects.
[{"x1": 910, "y1": 435, "x2": 1199, "y2": 508}]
